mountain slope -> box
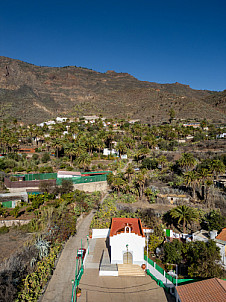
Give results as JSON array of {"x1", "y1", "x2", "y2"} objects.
[{"x1": 0, "y1": 56, "x2": 225, "y2": 123}]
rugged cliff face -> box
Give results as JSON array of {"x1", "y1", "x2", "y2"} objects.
[{"x1": 0, "y1": 56, "x2": 225, "y2": 124}]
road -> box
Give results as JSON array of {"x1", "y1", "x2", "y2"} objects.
[
  {"x1": 40, "y1": 192, "x2": 109, "y2": 302},
  {"x1": 40, "y1": 211, "x2": 94, "y2": 302}
]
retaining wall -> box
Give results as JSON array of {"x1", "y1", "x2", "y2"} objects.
[
  {"x1": 92, "y1": 228, "x2": 110, "y2": 238},
  {"x1": 0, "y1": 219, "x2": 31, "y2": 227}
]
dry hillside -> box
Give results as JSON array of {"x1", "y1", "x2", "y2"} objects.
[{"x1": 0, "y1": 56, "x2": 225, "y2": 124}]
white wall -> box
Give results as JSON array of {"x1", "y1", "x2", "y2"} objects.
[
  {"x1": 110, "y1": 233, "x2": 145, "y2": 265},
  {"x1": 92, "y1": 229, "x2": 110, "y2": 238},
  {"x1": 216, "y1": 243, "x2": 226, "y2": 265},
  {"x1": 99, "y1": 270, "x2": 118, "y2": 276}
]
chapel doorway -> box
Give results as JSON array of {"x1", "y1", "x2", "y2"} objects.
[{"x1": 123, "y1": 252, "x2": 133, "y2": 264}]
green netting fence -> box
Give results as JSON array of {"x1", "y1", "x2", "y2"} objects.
[
  {"x1": 12, "y1": 173, "x2": 57, "y2": 181},
  {"x1": 11, "y1": 171, "x2": 111, "y2": 186},
  {"x1": 24, "y1": 173, "x2": 57, "y2": 181},
  {"x1": 81, "y1": 171, "x2": 110, "y2": 175},
  {"x1": 56, "y1": 174, "x2": 108, "y2": 185}
]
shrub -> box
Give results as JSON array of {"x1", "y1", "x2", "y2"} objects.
[
  {"x1": 41, "y1": 153, "x2": 50, "y2": 163},
  {"x1": 32, "y1": 153, "x2": 39, "y2": 161},
  {"x1": 0, "y1": 225, "x2": 9, "y2": 234},
  {"x1": 10, "y1": 206, "x2": 20, "y2": 218}
]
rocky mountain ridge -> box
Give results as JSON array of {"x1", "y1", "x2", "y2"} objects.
[{"x1": 0, "y1": 56, "x2": 225, "y2": 124}]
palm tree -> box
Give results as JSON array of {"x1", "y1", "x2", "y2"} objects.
[
  {"x1": 96, "y1": 138, "x2": 105, "y2": 154},
  {"x1": 178, "y1": 153, "x2": 197, "y2": 172},
  {"x1": 125, "y1": 163, "x2": 135, "y2": 183},
  {"x1": 197, "y1": 168, "x2": 212, "y2": 200},
  {"x1": 76, "y1": 152, "x2": 91, "y2": 171},
  {"x1": 184, "y1": 171, "x2": 198, "y2": 199},
  {"x1": 170, "y1": 205, "x2": 198, "y2": 233},
  {"x1": 158, "y1": 155, "x2": 168, "y2": 169},
  {"x1": 51, "y1": 138, "x2": 63, "y2": 158},
  {"x1": 135, "y1": 169, "x2": 148, "y2": 198},
  {"x1": 111, "y1": 175, "x2": 126, "y2": 193},
  {"x1": 210, "y1": 159, "x2": 225, "y2": 180},
  {"x1": 123, "y1": 136, "x2": 135, "y2": 149},
  {"x1": 64, "y1": 142, "x2": 77, "y2": 163},
  {"x1": 115, "y1": 142, "x2": 127, "y2": 158},
  {"x1": 86, "y1": 136, "x2": 96, "y2": 155}
]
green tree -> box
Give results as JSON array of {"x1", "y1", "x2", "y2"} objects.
[
  {"x1": 178, "y1": 153, "x2": 197, "y2": 172},
  {"x1": 59, "y1": 179, "x2": 74, "y2": 195},
  {"x1": 183, "y1": 171, "x2": 198, "y2": 199},
  {"x1": 51, "y1": 138, "x2": 63, "y2": 158},
  {"x1": 185, "y1": 240, "x2": 223, "y2": 278},
  {"x1": 76, "y1": 152, "x2": 91, "y2": 171},
  {"x1": 202, "y1": 210, "x2": 226, "y2": 232},
  {"x1": 115, "y1": 142, "x2": 127, "y2": 158},
  {"x1": 170, "y1": 205, "x2": 198, "y2": 233},
  {"x1": 148, "y1": 234, "x2": 163, "y2": 255},
  {"x1": 158, "y1": 155, "x2": 167, "y2": 169},
  {"x1": 64, "y1": 142, "x2": 77, "y2": 163},
  {"x1": 210, "y1": 159, "x2": 225, "y2": 180},
  {"x1": 41, "y1": 152, "x2": 50, "y2": 163},
  {"x1": 163, "y1": 239, "x2": 183, "y2": 264},
  {"x1": 169, "y1": 108, "x2": 175, "y2": 123}
]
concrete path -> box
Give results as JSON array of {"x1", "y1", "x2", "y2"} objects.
[
  {"x1": 40, "y1": 210, "x2": 95, "y2": 302},
  {"x1": 40, "y1": 192, "x2": 109, "y2": 302},
  {"x1": 146, "y1": 262, "x2": 174, "y2": 288}
]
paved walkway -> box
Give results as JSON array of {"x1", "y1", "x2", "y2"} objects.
[
  {"x1": 40, "y1": 192, "x2": 109, "y2": 302},
  {"x1": 146, "y1": 262, "x2": 174, "y2": 288},
  {"x1": 40, "y1": 210, "x2": 95, "y2": 302}
]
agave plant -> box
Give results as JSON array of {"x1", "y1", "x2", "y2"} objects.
[{"x1": 35, "y1": 238, "x2": 50, "y2": 259}]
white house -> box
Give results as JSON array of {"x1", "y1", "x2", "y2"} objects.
[
  {"x1": 109, "y1": 218, "x2": 145, "y2": 266},
  {"x1": 103, "y1": 148, "x2": 119, "y2": 157},
  {"x1": 215, "y1": 228, "x2": 226, "y2": 266},
  {"x1": 193, "y1": 229, "x2": 226, "y2": 266}
]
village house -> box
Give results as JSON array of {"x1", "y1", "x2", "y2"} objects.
[
  {"x1": 0, "y1": 192, "x2": 28, "y2": 208},
  {"x1": 215, "y1": 228, "x2": 226, "y2": 266},
  {"x1": 176, "y1": 278, "x2": 226, "y2": 302},
  {"x1": 156, "y1": 193, "x2": 190, "y2": 205},
  {"x1": 193, "y1": 229, "x2": 226, "y2": 266}
]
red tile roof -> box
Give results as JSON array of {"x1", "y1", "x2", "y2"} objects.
[
  {"x1": 216, "y1": 228, "x2": 226, "y2": 242},
  {"x1": 177, "y1": 278, "x2": 226, "y2": 302},
  {"x1": 110, "y1": 218, "x2": 145, "y2": 237}
]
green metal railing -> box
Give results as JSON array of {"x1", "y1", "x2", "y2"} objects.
[
  {"x1": 146, "y1": 269, "x2": 169, "y2": 292},
  {"x1": 71, "y1": 237, "x2": 90, "y2": 302},
  {"x1": 145, "y1": 255, "x2": 200, "y2": 286},
  {"x1": 155, "y1": 264, "x2": 164, "y2": 275},
  {"x1": 71, "y1": 240, "x2": 84, "y2": 302},
  {"x1": 144, "y1": 255, "x2": 154, "y2": 267}
]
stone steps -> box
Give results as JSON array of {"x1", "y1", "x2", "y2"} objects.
[{"x1": 118, "y1": 264, "x2": 145, "y2": 277}]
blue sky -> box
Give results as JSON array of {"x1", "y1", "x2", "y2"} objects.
[{"x1": 0, "y1": 0, "x2": 225, "y2": 91}]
